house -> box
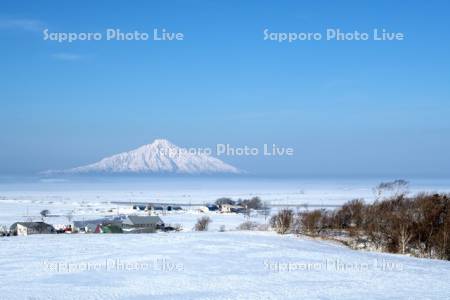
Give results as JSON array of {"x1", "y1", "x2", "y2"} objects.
[
  {"x1": 122, "y1": 215, "x2": 164, "y2": 233},
  {"x1": 10, "y1": 222, "x2": 55, "y2": 236},
  {"x1": 73, "y1": 217, "x2": 124, "y2": 233},
  {"x1": 220, "y1": 204, "x2": 245, "y2": 213}
]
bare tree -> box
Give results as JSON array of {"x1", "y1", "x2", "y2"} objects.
[
  {"x1": 373, "y1": 179, "x2": 409, "y2": 200},
  {"x1": 393, "y1": 199, "x2": 415, "y2": 254},
  {"x1": 40, "y1": 209, "x2": 50, "y2": 220},
  {"x1": 238, "y1": 197, "x2": 263, "y2": 209},
  {"x1": 215, "y1": 198, "x2": 235, "y2": 206}
]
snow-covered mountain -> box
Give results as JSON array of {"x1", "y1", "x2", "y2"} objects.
[{"x1": 44, "y1": 139, "x2": 240, "y2": 175}]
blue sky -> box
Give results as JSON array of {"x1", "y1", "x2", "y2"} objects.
[{"x1": 0, "y1": 0, "x2": 449, "y2": 176}]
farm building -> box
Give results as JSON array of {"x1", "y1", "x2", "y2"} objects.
[
  {"x1": 10, "y1": 222, "x2": 55, "y2": 236},
  {"x1": 122, "y1": 215, "x2": 164, "y2": 233},
  {"x1": 73, "y1": 217, "x2": 124, "y2": 233},
  {"x1": 99, "y1": 224, "x2": 123, "y2": 234}
]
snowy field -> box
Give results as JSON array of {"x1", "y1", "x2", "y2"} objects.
[
  {"x1": 1, "y1": 177, "x2": 450, "y2": 299},
  {"x1": 1, "y1": 176, "x2": 450, "y2": 227},
  {"x1": 1, "y1": 232, "x2": 450, "y2": 300}
]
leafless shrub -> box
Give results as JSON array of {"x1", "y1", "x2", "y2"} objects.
[
  {"x1": 333, "y1": 199, "x2": 365, "y2": 229},
  {"x1": 237, "y1": 221, "x2": 259, "y2": 231},
  {"x1": 310, "y1": 193, "x2": 450, "y2": 260},
  {"x1": 270, "y1": 209, "x2": 294, "y2": 234},
  {"x1": 195, "y1": 216, "x2": 211, "y2": 231},
  {"x1": 296, "y1": 209, "x2": 327, "y2": 236}
]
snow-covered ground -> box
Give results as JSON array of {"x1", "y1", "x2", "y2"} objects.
[
  {"x1": 1, "y1": 177, "x2": 450, "y2": 227},
  {"x1": 1, "y1": 177, "x2": 450, "y2": 299},
  {"x1": 1, "y1": 232, "x2": 449, "y2": 300}
]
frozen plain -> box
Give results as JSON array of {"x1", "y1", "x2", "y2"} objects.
[
  {"x1": 1, "y1": 177, "x2": 450, "y2": 299},
  {"x1": 1, "y1": 232, "x2": 450, "y2": 300},
  {"x1": 1, "y1": 177, "x2": 450, "y2": 226}
]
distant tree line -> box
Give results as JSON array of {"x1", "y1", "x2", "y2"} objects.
[
  {"x1": 271, "y1": 193, "x2": 450, "y2": 260},
  {"x1": 215, "y1": 197, "x2": 264, "y2": 210}
]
